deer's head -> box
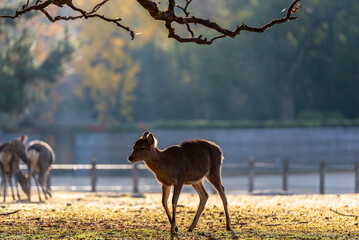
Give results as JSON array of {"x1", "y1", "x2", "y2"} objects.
[
  {"x1": 9, "y1": 135, "x2": 29, "y2": 165},
  {"x1": 15, "y1": 170, "x2": 30, "y2": 201},
  {"x1": 128, "y1": 132, "x2": 158, "y2": 163}
]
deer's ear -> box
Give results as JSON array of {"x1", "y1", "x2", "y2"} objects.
[
  {"x1": 141, "y1": 132, "x2": 150, "y2": 139},
  {"x1": 20, "y1": 135, "x2": 28, "y2": 144},
  {"x1": 147, "y1": 133, "x2": 157, "y2": 147}
]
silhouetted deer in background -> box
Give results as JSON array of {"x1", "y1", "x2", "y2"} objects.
[
  {"x1": 27, "y1": 140, "x2": 55, "y2": 202},
  {"x1": 128, "y1": 132, "x2": 231, "y2": 234},
  {"x1": 0, "y1": 142, "x2": 30, "y2": 202},
  {"x1": 3, "y1": 136, "x2": 55, "y2": 202}
]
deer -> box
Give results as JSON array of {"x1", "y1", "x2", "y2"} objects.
[
  {"x1": 26, "y1": 140, "x2": 55, "y2": 202},
  {"x1": 0, "y1": 142, "x2": 30, "y2": 202},
  {"x1": 4, "y1": 135, "x2": 55, "y2": 202},
  {"x1": 128, "y1": 132, "x2": 231, "y2": 234}
]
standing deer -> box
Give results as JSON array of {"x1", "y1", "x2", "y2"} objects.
[
  {"x1": 26, "y1": 140, "x2": 55, "y2": 202},
  {"x1": 0, "y1": 142, "x2": 30, "y2": 202},
  {"x1": 128, "y1": 132, "x2": 231, "y2": 234}
]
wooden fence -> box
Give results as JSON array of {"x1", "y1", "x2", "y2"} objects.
[
  {"x1": 33, "y1": 157, "x2": 359, "y2": 195},
  {"x1": 247, "y1": 158, "x2": 359, "y2": 194}
]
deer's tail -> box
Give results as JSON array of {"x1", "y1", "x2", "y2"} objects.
[{"x1": 210, "y1": 142, "x2": 224, "y2": 165}]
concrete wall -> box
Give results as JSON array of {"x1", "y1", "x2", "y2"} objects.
[{"x1": 1, "y1": 127, "x2": 358, "y2": 166}]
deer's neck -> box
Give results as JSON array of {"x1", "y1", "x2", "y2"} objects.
[
  {"x1": 144, "y1": 148, "x2": 162, "y2": 172},
  {"x1": 144, "y1": 148, "x2": 173, "y2": 183}
]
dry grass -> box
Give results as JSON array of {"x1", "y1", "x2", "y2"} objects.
[{"x1": 1, "y1": 192, "x2": 359, "y2": 239}]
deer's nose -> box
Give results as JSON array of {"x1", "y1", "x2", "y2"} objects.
[{"x1": 128, "y1": 155, "x2": 133, "y2": 162}]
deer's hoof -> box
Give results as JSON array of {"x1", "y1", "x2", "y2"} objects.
[{"x1": 170, "y1": 226, "x2": 178, "y2": 234}]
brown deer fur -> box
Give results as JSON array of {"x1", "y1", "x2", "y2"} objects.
[
  {"x1": 0, "y1": 142, "x2": 30, "y2": 202},
  {"x1": 3, "y1": 136, "x2": 54, "y2": 202},
  {"x1": 27, "y1": 140, "x2": 55, "y2": 202},
  {"x1": 128, "y1": 132, "x2": 231, "y2": 234}
]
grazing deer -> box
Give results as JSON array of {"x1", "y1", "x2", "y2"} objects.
[
  {"x1": 26, "y1": 140, "x2": 55, "y2": 202},
  {"x1": 0, "y1": 142, "x2": 30, "y2": 202},
  {"x1": 3, "y1": 136, "x2": 32, "y2": 197},
  {"x1": 4, "y1": 136, "x2": 55, "y2": 202},
  {"x1": 128, "y1": 132, "x2": 231, "y2": 234}
]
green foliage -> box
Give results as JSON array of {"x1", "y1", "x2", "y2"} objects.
[
  {"x1": 150, "y1": 119, "x2": 359, "y2": 130},
  {"x1": 2, "y1": 1, "x2": 359, "y2": 127},
  {"x1": 36, "y1": 28, "x2": 74, "y2": 83},
  {"x1": 129, "y1": 0, "x2": 359, "y2": 123},
  {"x1": 0, "y1": 29, "x2": 36, "y2": 115},
  {"x1": 0, "y1": 18, "x2": 73, "y2": 118}
]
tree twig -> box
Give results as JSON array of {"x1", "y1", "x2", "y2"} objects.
[
  {"x1": 0, "y1": 0, "x2": 302, "y2": 44},
  {"x1": 0, "y1": 210, "x2": 21, "y2": 216},
  {"x1": 330, "y1": 208, "x2": 359, "y2": 218}
]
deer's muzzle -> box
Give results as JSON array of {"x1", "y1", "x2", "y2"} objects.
[{"x1": 128, "y1": 155, "x2": 134, "y2": 163}]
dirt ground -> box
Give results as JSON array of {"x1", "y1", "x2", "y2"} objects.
[{"x1": 1, "y1": 191, "x2": 359, "y2": 239}]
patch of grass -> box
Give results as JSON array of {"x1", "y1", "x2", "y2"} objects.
[{"x1": 0, "y1": 192, "x2": 359, "y2": 239}]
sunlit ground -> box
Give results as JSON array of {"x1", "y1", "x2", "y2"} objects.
[{"x1": 1, "y1": 191, "x2": 359, "y2": 239}]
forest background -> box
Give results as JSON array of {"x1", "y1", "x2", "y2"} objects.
[{"x1": 1, "y1": 0, "x2": 358, "y2": 131}]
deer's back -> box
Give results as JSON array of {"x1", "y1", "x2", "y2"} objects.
[
  {"x1": 179, "y1": 139, "x2": 223, "y2": 165},
  {"x1": 158, "y1": 139, "x2": 223, "y2": 185},
  {"x1": 28, "y1": 141, "x2": 55, "y2": 165}
]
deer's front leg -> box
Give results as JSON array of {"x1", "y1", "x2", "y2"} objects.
[
  {"x1": 2, "y1": 174, "x2": 7, "y2": 202},
  {"x1": 8, "y1": 175, "x2": 15, "y2": 201},
  {"x1": 161, "y1": 184, "x2": 172, "y2": 224},
  {"x1": 171, "y1": 183, "x2": 183, "y2": 234}
]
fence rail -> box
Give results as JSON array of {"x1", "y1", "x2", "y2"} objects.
[
  {"x1": 21, "y1": 158, "x2": 359, "y2": 194},
  {"x1": 51, "y1": 164, "x2": 147, "y2": 170}
]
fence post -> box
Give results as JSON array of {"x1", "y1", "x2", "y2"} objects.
[
  {"x1": 282, "y1": 158, "x2": 289, "y2": 192},
  {"x1": 133, "y1": 162, "x2": 139, "y2": 193},
  {"x1": 355, "y1": 161, "x2": 359, "y2": 193},
  {"x1": 320, "y1": 160, "x2": 326, "y2": 194},
  {"x1": 91, "y1": 158, "x2": 97, "y2": 192},
  {"x1": 248, "y1": 157, "x2": 254, "y2": 193}
]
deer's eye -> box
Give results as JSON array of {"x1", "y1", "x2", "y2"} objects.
[{"x1": 140, "y1": 147, "x2": 145, "y2": 150}]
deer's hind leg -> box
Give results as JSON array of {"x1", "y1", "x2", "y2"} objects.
[
  {"x1": 38, "y1": 171, "x2": 49, "y2": 200},
  {"x1": 206, "y1": 171, "x2": 231, "y2": 231},
  {"x1": 188, "y1": 181, "x2": 208, "y2": 232},
  {"x1": 32, "y1": 173, "x2": 43, "y2": 202}
]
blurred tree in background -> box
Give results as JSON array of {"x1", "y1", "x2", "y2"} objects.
[
  {"x1": 130, "y1": 0, "x2": 359, "y2": 122},
  {"x1": 74, "y1": 0, "x2": 163, "y2": 124},
  {"x1": 76, "y1": 19, "x2": 139, "y2": 124},
  {"x1": 0, "y1": 7, "x2": 73, "y2": 125},
  {"x1": 1, "y1": 0, "x2": 359, "y2": 128}
]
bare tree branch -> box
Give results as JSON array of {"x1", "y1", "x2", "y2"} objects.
[
  {"x1": 0, "y1": 210, "x2": 21, "y2": 216},
  {"x1": 330, "y1": 208, "x2": 359, "y2": 218},
  {"x1": 0, "y1": 0, "x2": 135, "y2": 39},
  {"x1": 0, "y1": 0, "x2": 302, "y2": 44}
]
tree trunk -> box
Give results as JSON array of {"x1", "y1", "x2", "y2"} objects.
[
  {"x1": 277, "y1": 7, "x2": 317, "y2": 120},
  {"x1": 279, "y1": 79, "x2": 295, "y2": 120}
]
